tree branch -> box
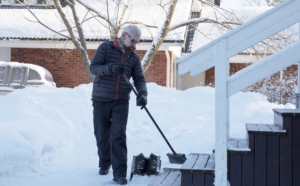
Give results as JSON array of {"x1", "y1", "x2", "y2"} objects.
[
  {"x1": 15, "y1": 0, "x2": 71, "y2": 39},
  {"x1": 117, "y1": 0, "x2": 129, "y2": 26},
  {"x1": 76, "y1": 0, "x2": 114, "y2": 26},
  {"x1": 68, "y1": 0, "x2": 87, "y2": 50},
  {"x1": 54, "y1": 0, "x2": 93, "y2": 82},
  {"x1": 120, "y1": 21, "x2": 158, "y2": 28},
  {"x1": 141, "y1": 0, "x2": 179, "y2": 72},
  {"x1": 168, "y1": 17, "x2": 238, "y2": 32},
  {"x1": 53, "y1": 0, "x2": 78, "y2": 42}
]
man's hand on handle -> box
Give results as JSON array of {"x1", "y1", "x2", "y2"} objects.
[
  {"x1": 137, "y1": 92, "x2": 147, "y2": 110},
  {"x1": 111, "y1": 64, "x2": 125, "y2": 75}
]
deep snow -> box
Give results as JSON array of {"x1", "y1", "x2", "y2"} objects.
[{"x1": 0, "y1": 83, "x2": 294, "y2": 186}]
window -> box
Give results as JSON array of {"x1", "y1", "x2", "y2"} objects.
[
  {"x1": 15, "y1": 0, "x2": 24, "y2": 3},
  {"x1": 37, "y1": 0, "x2": 46, "y2": 4}
]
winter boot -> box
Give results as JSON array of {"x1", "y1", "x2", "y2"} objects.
[
  {"x1": 113, "y1": 176, "x2": 127, "y2": 185},
  {"x1": 99, "y1": 165, "x2": 111, "y2": 175}
]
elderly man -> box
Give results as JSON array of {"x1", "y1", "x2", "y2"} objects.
[{"x1": 90, "y1": 25, "x2": 147, "y2": 185}]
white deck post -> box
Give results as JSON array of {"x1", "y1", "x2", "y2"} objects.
[
  {"x1": 165, "y1": 47, "x2": 171, "y2": 88},
  {"x1": 214, "y1": 38, "x2": 229, "y2": 186},
  {"x1": 297, "y1": 63, "x2": 300, "y2": 108},
  {"x1": 296, "y1": 22, "x2": 300, "y2": 108}
]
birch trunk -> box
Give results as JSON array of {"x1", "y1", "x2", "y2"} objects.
[
  {"x1": 54, "y1": 0, "x2": 93, "y2": 82},
  {"x1": 141, "y1": 0, "x2": 178, "y2": 72}
]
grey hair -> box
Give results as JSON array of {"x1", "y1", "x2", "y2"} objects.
[{"x1": 122, "y1": 25, "x2": 141, "y2": 37}]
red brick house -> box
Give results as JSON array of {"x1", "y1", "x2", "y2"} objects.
[{"x1": 0, "y1": 0, "x2": 201, "y2": 88}]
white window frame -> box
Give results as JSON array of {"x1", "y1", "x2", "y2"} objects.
[
  {"x1": 0, "y1": 48, "x2": 11, "y2": 62},
  {"x1": 0, "y1": 0, "x2": 52, "y2": 6}
]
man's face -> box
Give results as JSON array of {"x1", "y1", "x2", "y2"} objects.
[{"x1": 122, "y1": 32, "x2": 140, "y2": 50}]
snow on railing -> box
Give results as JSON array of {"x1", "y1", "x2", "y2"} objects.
[{"x1": 177, "y1": 0, "x2": 300, "y2": 185}]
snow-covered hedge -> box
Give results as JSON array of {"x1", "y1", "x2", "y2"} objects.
[{"x1": 243, "y1": 67, "x2": 297, "y2": 105}]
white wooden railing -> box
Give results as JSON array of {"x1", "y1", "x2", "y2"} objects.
[{"x1": 178, "y1": 0, "x2": 300, "y2": 185}]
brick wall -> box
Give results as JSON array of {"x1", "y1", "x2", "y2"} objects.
[
  {"x1": 205, "y1": 63, "x2": 249, "y2": 86},
  {"x1": 11, "y1": 48, "x2": 171, "y2": 88},
  {"x1": 11, "y1": 48, "x2": 94, "y2": 87},
  {"x1": 136, "y1": 50, "x2": 172, "y2": 87}
]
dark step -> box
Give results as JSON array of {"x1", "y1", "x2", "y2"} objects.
[
  {"x1": 246, "y1": 123, "x2": 286, "y2": 186},
  {"x1": 147, "y1": 168, "x2": 180, "y2": 186},
  {"x1": 273, "y1": 108, "x2": 300, "y2": 130},
  {"x1": 180, "y1": 153, "x2": 215, "y2": 186},
  {"x1": 229, "y1": 123, "x2": 287, "y2": 186},
  {"x1": 246, "y1": 123, "x2": 286, "y2": 135},
  {"x1": 227, "y1": 138, "x2": 251, "y2": 154},
  {"x1": 227, "y1": 138, "x2": 251, "y2": 186},
  {"x1": 273, "y1": 108, "x2": 300, "y2": 186}
]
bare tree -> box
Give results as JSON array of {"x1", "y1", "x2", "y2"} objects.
[
  {"x1": 15, "y1": 0, "x2": 93, "y2": 82},
  {"x1": 138, "y1": 0, "x2": 237, "y2": 71},
  {"x1": 266, "y1": 0, "x2": 285, "y2": 6},
  {"x1": 75, "y1": 0, "x2": 231, "y2": 72},
  {"x1": 15, "y1": 0, "x2": 296, "y2": 103},
  {"x1": 198, "y1": 0, "x2": 298, "y2": 104},
  {"x1": 233, "y1": 0, "x2": 285, "y2": 6},
  {"x1": 53, "y1": 0, "x2": 93, "y2": 82},
  {"x1": 243, "y1": 68, "x2": 297, "y2": 104},
  {"x1": 17, "y1": 0, "x2": 242, "y2": 81}
]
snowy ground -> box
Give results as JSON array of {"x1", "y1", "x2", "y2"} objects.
[{"x1": 0, "y1": 83, "x2": 294, "y2": 186}]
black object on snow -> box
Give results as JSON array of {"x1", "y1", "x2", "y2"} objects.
[
  {"x1": 133, "y1": 153, "x2": 148, "y2": 175},
  {"x1": 130, "y1": 153, "x2": 161, "y2": 181},
  {"x1": 146, "y1": 153, "x2": 160, "y2": 176}
]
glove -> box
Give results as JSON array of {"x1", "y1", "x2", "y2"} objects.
[
  {"x1": 111, "y1": 64, "x2": 125, "y2": 75},
  {"x1": 137, "y1": 92, "x2": 147, "y2": 109}
]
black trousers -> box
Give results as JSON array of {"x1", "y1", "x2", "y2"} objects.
[{"x1": 93, "y1": 100, "x2": 129, "y2": 178}]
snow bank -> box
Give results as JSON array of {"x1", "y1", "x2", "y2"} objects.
[{"x1": 0, "y1": 82, "x2": 294, "y2": 185}]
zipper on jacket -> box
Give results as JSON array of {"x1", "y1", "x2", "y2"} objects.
[
  {"x1": 115, "y1": 55, "x2": 125, "y2": 100},
  {"x1": 98, "y1": 76, "x2": 102, "y2": 88}
]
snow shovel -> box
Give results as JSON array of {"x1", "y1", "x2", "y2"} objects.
[{"x1": 122, "y1": 73, "x2": 186, "y2": 164}]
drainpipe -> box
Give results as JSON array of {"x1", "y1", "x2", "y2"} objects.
[
  {"x1": 297, "y1": 23, "x2": 300, "y2": 108},
  {"x1": 173, "y1": 59, "x2": 177, "y2": 89},
  {"x1": 165, "y1": 47, "x2": 170, "y2": 88}
]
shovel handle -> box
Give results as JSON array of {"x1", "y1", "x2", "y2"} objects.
[{"x1": 122, "y1": 73, "x2": 177, "y2": 155}]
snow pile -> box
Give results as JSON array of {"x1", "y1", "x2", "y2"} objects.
[
  {"x1": 0, "y1": 82, "x2": 294, "y2": 186},
  {"x1": 0, "y1": 84, "x2": 91, "y2": 179}
]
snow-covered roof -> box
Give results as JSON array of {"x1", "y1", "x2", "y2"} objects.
[
  {"x1": 192, "y1": 5, "x2": 299, "y2": 54},
  {"x1": 0, "y1": 0, "x2": 193, "y2": 42}
]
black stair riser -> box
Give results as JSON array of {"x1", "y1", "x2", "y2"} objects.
[{"x1": 228, "y1": 109, "x2": 300, "y2": 186}]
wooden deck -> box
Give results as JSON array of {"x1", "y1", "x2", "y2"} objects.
[{"x1": 147, "y1": 168, "x2": 181, "y2": 186}]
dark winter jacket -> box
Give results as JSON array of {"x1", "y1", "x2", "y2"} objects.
[{"x1": 90, "y1": 38, "x2": 147, "y2": 101}]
